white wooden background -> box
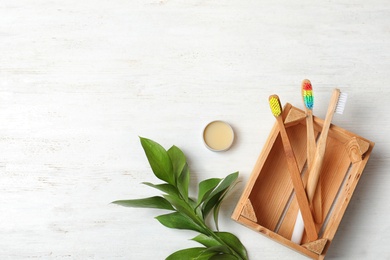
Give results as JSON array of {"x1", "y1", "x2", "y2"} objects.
[{"x1": 1, "y1": 1, "x2": 389, "y2": 259}]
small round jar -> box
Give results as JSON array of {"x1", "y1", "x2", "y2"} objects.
[{"x1": 202, "y1": 120, "x2": 235, "y2": 152}]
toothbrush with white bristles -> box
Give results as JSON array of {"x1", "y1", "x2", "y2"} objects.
[{"x1": 291, "y1": 88, "x2": 348, "y2": 244}]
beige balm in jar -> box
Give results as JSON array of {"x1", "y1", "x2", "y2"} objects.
[{"x1": 203, "y1": 120, "x2": 235, "y2": 152}]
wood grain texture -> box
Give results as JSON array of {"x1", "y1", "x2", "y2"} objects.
[
  {"x1": 1, "y1": 1, "x2": 390, "y2": 259},
  {"x1": 275, "y1": 111, "x2": 317, "y2": 241}
]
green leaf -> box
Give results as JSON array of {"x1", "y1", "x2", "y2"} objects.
[
  {"x1": 213, "y1": 199, "x2": 223, "y2": 231},
  {"x1": 142, "y1": 182, "x2": 179, "y2": 197},
  {"x1": 215, "y1": 232, "x2": 248, "y2": 260},
  {"x1": 165, "y1": 247, "x2": 206, "y2": 260},
  {"x1": 156, "y1": 212, "x2": 204, "y2": 233},
  {"x1": 189, "y1": 197, "x2": 204, "y2": 219},
  {"x1": 112, "y1": 196, "x2": 174, "y2": 210},
  {"x1": 163, "y1": 194, "x2": 195, "y2": 218},
  {"x1": 178, "y1": 163, "x2": 190, "y2": 201},
  {"x1": 210, "y1": 254, "x2": 238, "y2": 260},
  {"x1": 213, "y1": 180, "x2": 239, "y2": 230},
  {"x1": 191, "y1": 234, "x2": 220, "y2": 248},
  {"x1": 192, "y1": 234, "x2": 246, "y2": 259},
  {"x1": 140, "y1": 137, "x2": 175, "y2": 185},
  {"x1": 203, "y1": 245, "x2": 231, "y2": 254},
  {"x1": 196, "y1": 252, "x2": 221, "y2": 260},
  {"x1": 197, "y1": 178, "x2": 221, "y2": 206},
  {"x1": 167, "y1": 145, "x2": 186, "y2": 179},
  {"x1": 207, "y1": 172, "x2": 238, "y2": 202},
  {"x1": 192, "y1": 235, "x2": 242, "y2": 258},
  {"x1": 202, "y1": 172, "x2": 238, "y2": 219},
  {"x1": 166, "y1": 247, "x2": 220, "y2": 260},
  {"x1": 168, "y1": 146, "x2": 190, "y2": 201}
]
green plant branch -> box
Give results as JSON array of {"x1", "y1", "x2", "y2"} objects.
[
  {"x1": 167, "y1": 190, "x2": 244, "y2": 259},
  {"x1": 112, "y1": 137, "x2": 248, "y2": 260}
]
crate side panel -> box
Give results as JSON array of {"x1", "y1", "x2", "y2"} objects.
[{"x1": 249, "y1": 135, "x2": 289, "y2": 230}]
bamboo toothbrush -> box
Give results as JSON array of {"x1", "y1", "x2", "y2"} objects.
[
  {"x1": 302, "y1": 80, "x2": 322, "y2": 222},
  {"x1": 291, "y1": 79, "x2": 318, "y2": 243},
  {"x1": 302, "y1": 79, "x2": 316, "y2": 171},
  {"x1": 268, "y1": 95, "x2": 318, "y2": 242},
  {"x1": 304, "y1": 80, "x2": 323, "y2": 225},
  {"x1": 292, "y1": 88, "x2": 347, "y2": 244},
  {"x1": 306, "y1": 88, "x2": 347, "y2": 206}
]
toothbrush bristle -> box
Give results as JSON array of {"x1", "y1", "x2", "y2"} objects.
[
  {"x1": 302, "y1": 79, "x2": 313, "y2": 110},
  {"x1": 335, "y1": 92, "x2": 348, "y2": 114},
  {"x1": 269, "y1": 95, "x2": 282, "y2": 117}
]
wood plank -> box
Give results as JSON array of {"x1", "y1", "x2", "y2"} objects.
[
  {"x1": 276, "y1": 123, "x2": 314, "y2": 239},
  {"x1": 301, "y1": 135, "x2": 352, "y2": 244}
]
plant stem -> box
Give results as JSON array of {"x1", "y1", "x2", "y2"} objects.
[
  {"x1": 172, "y1": 169, "x2": 245, "y2": 259},
  {"x1": 198, "y1": 217, "x2": 244, "y2": 259},
  {"x1": 182, "y1": 199, "x2": 245, "y2": 260}
]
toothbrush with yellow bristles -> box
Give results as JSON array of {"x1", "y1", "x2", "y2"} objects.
[{"x1": 268, "y1": 95, "x2": 318, "y2": 242}]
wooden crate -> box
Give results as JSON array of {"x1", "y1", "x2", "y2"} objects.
[{"x1": 232, "y1": 103, "x2": 374, "y2": 259}]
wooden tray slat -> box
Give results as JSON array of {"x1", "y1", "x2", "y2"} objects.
[{"x1": 301, "y1": 135, "x2": 352, "y2": 243}]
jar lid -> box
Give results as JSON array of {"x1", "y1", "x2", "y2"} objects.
[{"x1": 202, "y1": 120, "x2": 235, "y2": 152}]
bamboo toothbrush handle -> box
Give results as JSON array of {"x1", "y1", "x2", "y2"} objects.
[
  {"x1": 306, "y1": 110, "x2": 322, "y2": 223},
  {"x1": 313, "y1": 181, "x2": 322, "y2": 223},
  {"x1": 306, "y1": 89, "x2": 341, "y2": 203},
  {"x1": 276, "y1": 116, "x2": 318, "y2": 241},
  {"x1": 306, "y1": 110, "x2": 316, "y2": 167}
]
